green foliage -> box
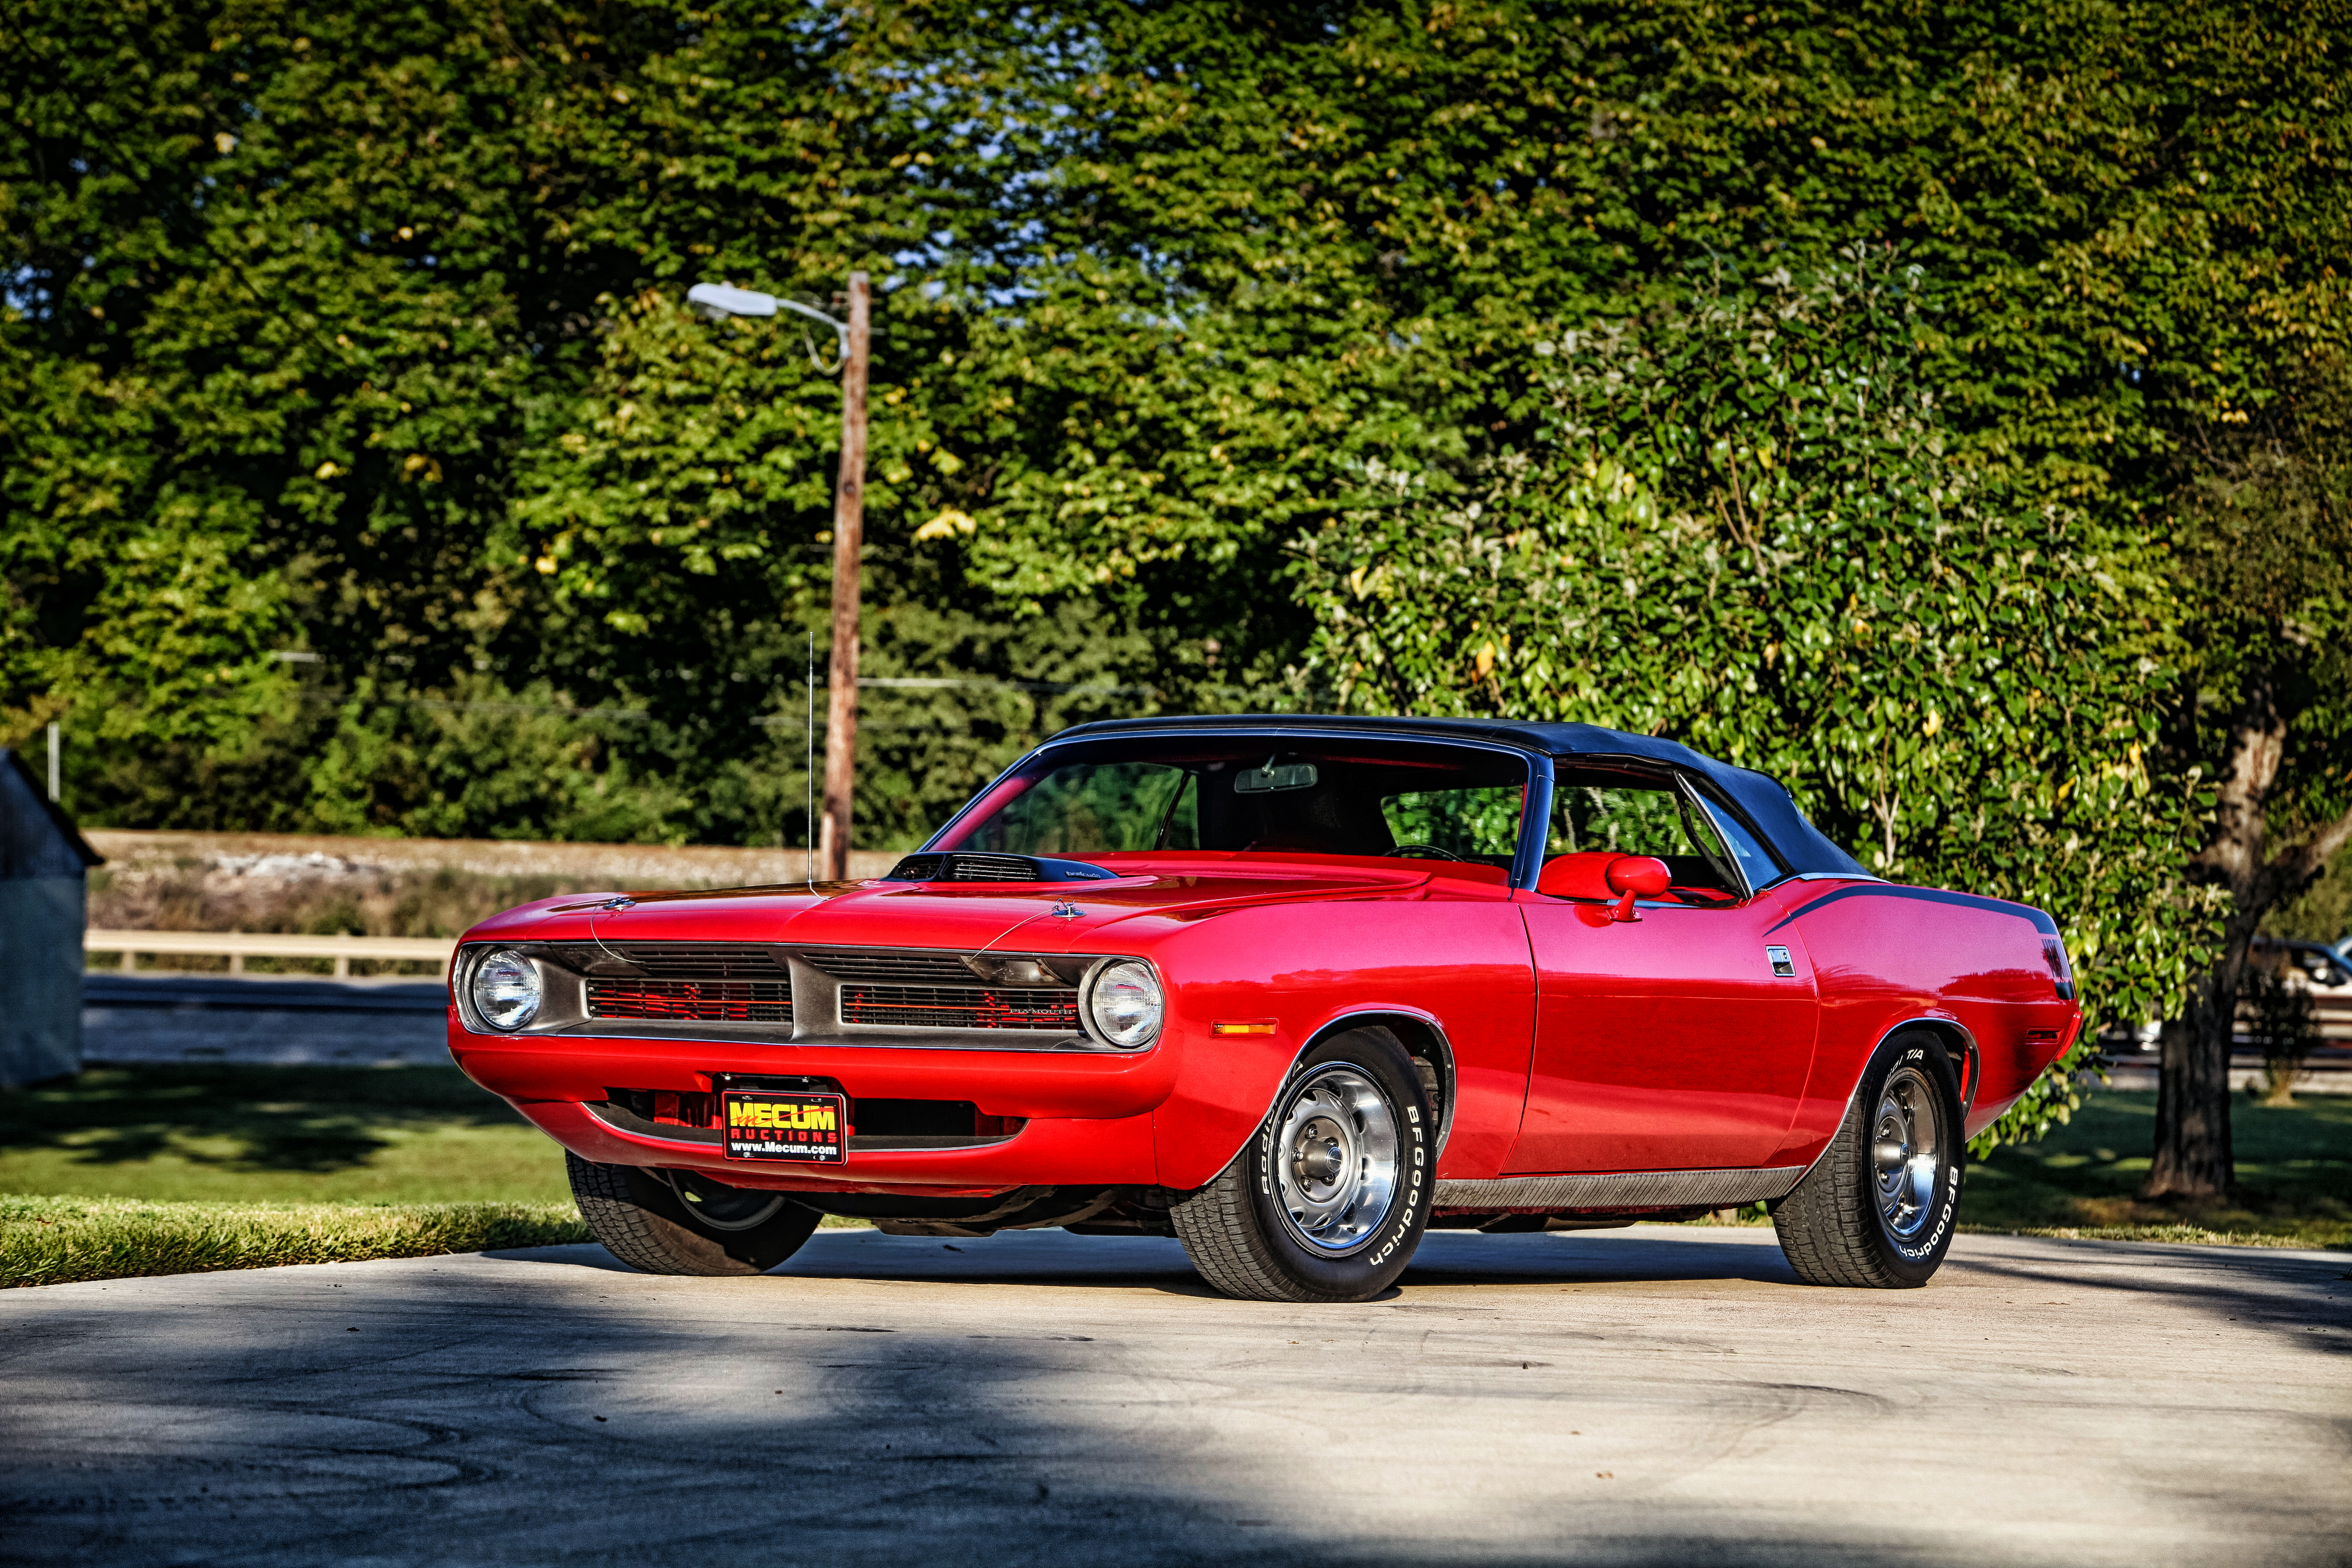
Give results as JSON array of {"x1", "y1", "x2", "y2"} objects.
[
  {"x1": 1297, "y1": 255, "x2": 2221, "y2": 1144},
  {"x1": 0, "y1": 0, "x2": 2344, "y2": 1079},
  {"x1": 2261, "y1": 846, "x2": 2352, "y2": 945},
  {"x1": 2171, "y1": 347, "x2": 2352, "y2": 857}
]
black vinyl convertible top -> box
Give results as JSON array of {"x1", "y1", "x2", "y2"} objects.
[{"x1": 1050, "y1": 714, "x2": 1869, "y2": 879}]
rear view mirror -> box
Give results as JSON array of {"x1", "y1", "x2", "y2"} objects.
[
  {"x1": 1604, "y1": 855, "x2": 1672, "y2": 922},
  {"x1": 1235, "y1": 762, "x2": 1318, "y2": 794}
]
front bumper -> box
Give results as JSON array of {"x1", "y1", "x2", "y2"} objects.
[
  {"x1": 512, "y1": 1098, "x2": 1157, "y2": 1194},
  {"x1": 450, "y1": 1016, "x2": 1175, "y2": 1193}
]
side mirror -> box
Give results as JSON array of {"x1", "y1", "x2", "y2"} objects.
[{"x1": 1604, "y1": 855, "x2": 1672, "y2": 923}]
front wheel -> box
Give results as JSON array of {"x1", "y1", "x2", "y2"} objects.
[
  {"x1": 567, "y1": 1153, "x2": 822, "y2": 1275},
  {"x1": 1771, "y1": 1029, "x2": 1965, "y2": 1288},
  {"x1": 1171, "y1": 1027, "x2": 1434, "y2": 1302}
]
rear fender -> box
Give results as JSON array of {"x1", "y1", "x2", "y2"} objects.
[{"x1": 1776, "y1": 1015, "x2": 1978, "y2": 1183}]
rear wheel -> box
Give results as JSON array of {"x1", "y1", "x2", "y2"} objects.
[
  {"x1": 1771, "y1": 1029, "x2": 1964, "y2": 1288},
  {"x1": 566, "y1": 1153, "x2": 822, "y2": 1275},
  {"x1": 1171, "y1": 1027, "x2": 1434, "y2": 1303}
]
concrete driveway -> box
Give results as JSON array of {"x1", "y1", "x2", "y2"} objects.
[{"x1": 1, "y1": 1225, "x2": 2345, "y2": 1567}]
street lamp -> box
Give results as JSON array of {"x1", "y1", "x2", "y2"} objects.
[{"x1": 687, "y1": 274, "x2": 870, "y2": 882}]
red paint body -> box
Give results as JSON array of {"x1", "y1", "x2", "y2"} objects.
[{"x1": 450, "y1": 850, "x2": 2079, "y2": 1202}]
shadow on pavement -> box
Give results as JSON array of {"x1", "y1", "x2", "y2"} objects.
[
  {"x1": 2, "y1": 1228, "x2": 2347, "y2": 1566},
  {"x1": 0, "y1": 1063, "x2": 520, "y2": 1175},
  {"x1": 485, "y1": 1226, "x2": 1805, "y2": 1295}
]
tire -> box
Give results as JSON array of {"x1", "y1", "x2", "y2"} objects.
[
  {"x1": 1171, "y1": 1027, "x2": 1434, "y2": 1303},
  {"x1": 1771, "y1": 1028, "x2": 1965, "y2": 1288},
  {"x1": 566, "y1": 1153, "x2": 822, "y2": 1276}
]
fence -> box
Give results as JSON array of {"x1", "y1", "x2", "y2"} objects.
[{"x1": 84, "y1": 929, "x2": 457, "y2": 979}]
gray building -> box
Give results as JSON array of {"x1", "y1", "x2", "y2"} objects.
[{"x1": 0, "y1": 748, "x2": 100, "y2": 1085}]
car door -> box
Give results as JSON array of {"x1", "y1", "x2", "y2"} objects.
[{"x1": 1504, "y1": 765, "x2": 1820, "y2": 1175}]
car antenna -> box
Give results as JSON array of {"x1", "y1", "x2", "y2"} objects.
[{"x1": 807, "y1": 628, "x2": 817, "y2": 886}]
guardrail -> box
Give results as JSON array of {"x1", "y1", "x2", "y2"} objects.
[{"x1": 85, "y1": 929, "x2": 457, "y2": 979}]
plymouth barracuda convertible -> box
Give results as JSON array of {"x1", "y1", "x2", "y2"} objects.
[{"x1": 448, "y1": 716, "x2": 2081, "y2": 1303}]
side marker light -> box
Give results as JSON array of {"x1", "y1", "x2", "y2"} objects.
[{"x1": 1212, "y1": 1020, "x2": 1278, "y2": 1036}]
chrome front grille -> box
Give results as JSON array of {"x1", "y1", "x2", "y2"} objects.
[
  {"x1": 938, "y1": 854, "x2": 1042, "y2": 881},
  {"x1": 598, "y1": 945, "x2": 787, "y2": 981},
  {"x1": 587, "y1": 978, "x2": 792, "y2": 1023},
  {"x1": 799, "y1": 948, "x2": 978, "y2": 984},
  {"x1": 840, "y1": 984, "x2": 1081, "y2": 1032}
]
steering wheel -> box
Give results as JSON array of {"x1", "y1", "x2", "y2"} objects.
[{"x1": 1382, "y1": 843, "x2": 1464, "y2": 862}]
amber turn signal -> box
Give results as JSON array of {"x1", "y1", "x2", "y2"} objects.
[{"x1": 1212, "y1": 1020, "x2": 1277, "y2": 1036}]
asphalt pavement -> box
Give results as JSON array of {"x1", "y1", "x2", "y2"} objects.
[
  {"x1": 80, "y1": 972, "x2": 450, "y2": 1065},
  {"x1": 2, "y1": 1225, "x2": 2345, "y2": 1567}
]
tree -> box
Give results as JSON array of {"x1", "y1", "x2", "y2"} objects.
[
  {"x1": 6, "y1": 0, "x2": 2348, "y2": 898},
  {"x1": 1296, "y1": 254, "x2": 2208, "y2": 1145},
  {"x1": 2148, "y1": 347, "x2": 2352, "y2": 1196}
]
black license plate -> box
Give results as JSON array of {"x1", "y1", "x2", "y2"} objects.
[{"x1": 720, "y1": 1091, "x2": 847, "y2": 1163}]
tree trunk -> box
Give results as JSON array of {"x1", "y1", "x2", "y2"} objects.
[
  {"x1": 2144, "y1": 928, "x2": 2249, "y2": 1199},
  {"x1": 2148, "y1": 668, "x2": 2352, "y2": 1201}
]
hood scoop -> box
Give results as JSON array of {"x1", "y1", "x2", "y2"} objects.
[{"x1": 883, "y1": 851, "x2": 1119, "y2": 885}]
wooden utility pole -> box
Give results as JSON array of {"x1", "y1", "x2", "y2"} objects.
[{"x1": 821, "y1": 272, "x2": 869, "y2": 881}]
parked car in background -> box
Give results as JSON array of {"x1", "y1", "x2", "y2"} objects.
[
  {"x1": 2252, "y1": 936, "x2": 2352, "y2": 993},
  {"x1": 2106, "y1": 936, "x2": 2352, "y2": 1059},
  {"x1": 447, "y1": 716, "x2": 2082, "y2": 1303}
]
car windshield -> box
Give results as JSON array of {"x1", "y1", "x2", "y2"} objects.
[{"x1": 935, "y1": 737, "x2": 1529, "y2": 868}]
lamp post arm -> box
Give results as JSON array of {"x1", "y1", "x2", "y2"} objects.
[
  {"x1": 775, "y1": 298, "x2": 850, "y2": 373},
  {"x1": 773, "y1": 296, "x2": 850, "y2": 348}
]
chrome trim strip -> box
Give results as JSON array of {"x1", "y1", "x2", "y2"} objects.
[
  {"x1": 1434, "y1": 1167, "x2": 1805, "y2": 1211},
  {"x1": 1898, "y1": 1015, "x2": 1983, "y2": 1116},
  {"x1": 1769, "y1": 865, "x2": 1891, "y2": 888},
  {"x1": 920, "y1": 724, "x2": 1550, "y2": 891},
  {"x1": 1204, "y1": 1012, "x2": 1464, "y2": 1190},
  {"x1": 1679, "y1": 781, "x2": 1757, "y2": 902},
  {"x1": 534, "y1": 1025, "x2": 1113, "y2": 1055},
  {"x1": 1784, "y1": 1017, "x2": 1982, "y2": 1191},
  {"x1": 1514, "y1": 752, "x2": 1555, "y2": 892},
  {"x1": 457, "y1": 940, "x2": 1152, "y2": 1054}
]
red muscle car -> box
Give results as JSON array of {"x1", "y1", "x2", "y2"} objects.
[{"x1": 448, "y1": 717, "x2": 2081, "y2": 1302}]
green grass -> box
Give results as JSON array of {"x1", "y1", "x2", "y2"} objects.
[
  {"x1": 10, "y1": 1071, "x2": 2343, "y2": 1289},
  {"x1": 1676, "y1": 1089, "x2": 2351, "y2": 1248},
  {"x1": 0, "y1": 1066, "x2": 591, "y2": 1287},
  {"x1": 0, "y1": 1064, "x2": 876, "y2": 1287},
  {"x1": 0, "y1": 1065, "x2": 573, "y2": 1204},
  {"x1": 0, "y1": 1196, "x2": 589, "y2": 1288},
  {"x1": 1959, "y1": 1088, "x2": 2352, "y2": 1248}
]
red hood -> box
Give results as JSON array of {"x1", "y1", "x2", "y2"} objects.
[{"x1": 461, "y1": 853, "x2": 1507, "y2": 954}]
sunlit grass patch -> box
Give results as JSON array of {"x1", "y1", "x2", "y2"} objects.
[
  {"x1": 1962, "y1": 1090, "x2": 2351, "y2": 1249},
  {"x1": 0, "y1": 1197, "x2": 589, "y2": 1289}
]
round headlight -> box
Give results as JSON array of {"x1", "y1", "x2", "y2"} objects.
[
  {"x1": 471, "y1": 949, "x2": 541, "y2": 1031},
  {"x1": 1087, "y1": 960, "x2": 1163, "y2": 1049}
]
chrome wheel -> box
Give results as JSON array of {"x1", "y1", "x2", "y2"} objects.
[
  {"x1": 1870, "y1": 1065, "x2": 1945, "y2": 1241},
  {"x1": 1270, "y1": 1063, "x2": 1401, "y2": 1255},
  {"x1": 664, "y1": 1171, "x2": 789, "y2": 1232}
]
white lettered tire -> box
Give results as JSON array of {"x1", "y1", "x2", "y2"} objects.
[
  {"x1": 1771, "y1": 1029, "x2": 1965, "y2": 1288},
  {"x1": 1171, "y1": 1027, "x2": 1434, "y2": 1302}
]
